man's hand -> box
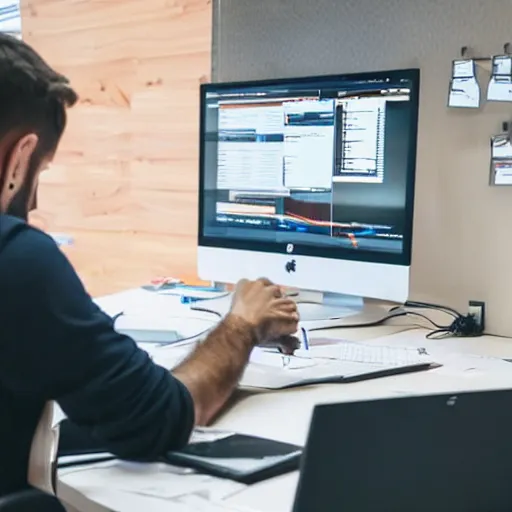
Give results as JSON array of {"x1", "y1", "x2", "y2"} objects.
[
  {"x1": 229, "y1": 278, "x2": 300, "y2": 354},
  {"x1": 173, "y1": 278, "x2": 300, "y2": 426}
]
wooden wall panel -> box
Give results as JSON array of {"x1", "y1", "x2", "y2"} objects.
[{"x1": 22, "y1": 0, "x2": 212, "y2": 297}]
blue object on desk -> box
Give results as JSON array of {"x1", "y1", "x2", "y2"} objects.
[
  {"x1": 165, "y1": 284, "x2": 224, "y2": 293},
  {"x1": 301, "y1": 327, "x2": 309, "y2": 350},
  {"x1": 181, "y1": 295, "x2": 211, "y2": 304}
]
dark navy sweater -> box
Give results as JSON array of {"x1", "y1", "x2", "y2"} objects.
[{"x1": 0, "y1": 215, "x2": 194, "y2": 496}]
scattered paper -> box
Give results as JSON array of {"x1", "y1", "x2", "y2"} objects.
[
  {"x1": 93, "y1": 289, "x2": 219, "y2": 344},
  {"x1": 61, "y1": 460, "x2": 245, "y2": 503},
  {"x1": 250, "y1": 348, "x2": 316, "y2": 369},
  {"x1": 190, "y1": 427, "x2": 235, "y2": 444},
  {"x1": 171, "y1": 494, "x2": 262, "y2": 512}
]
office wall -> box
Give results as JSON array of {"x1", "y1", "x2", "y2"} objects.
[
  {"x1": 213, "y1": 0, "x2": 512, "y2": 336},
  {"x1": 22, "y1": 0, "x2": 211, "y2": 296}
]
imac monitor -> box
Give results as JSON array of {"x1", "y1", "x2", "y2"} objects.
[{"x1": 198, "y1": 69, "x2": 420, "y2": 314}]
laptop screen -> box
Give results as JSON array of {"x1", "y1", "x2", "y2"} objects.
[{"x1": 293, "y1": 389, "x2": 512, "y2": 512}]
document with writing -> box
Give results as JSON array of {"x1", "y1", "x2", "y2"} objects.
[
  {"x1": 242, "y1": 342, "x2": 436, "y2": 390},
  {"x1": 152, "y1": 341, "x2": 437, "y2": 391}
]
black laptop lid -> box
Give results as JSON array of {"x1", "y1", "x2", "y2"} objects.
[{"x1": 293, "y1": 389, "x2": 512, "y2": 512}]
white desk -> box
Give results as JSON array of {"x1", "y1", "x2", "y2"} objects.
[{"x1": 58, "y1": 292, "x2": 512, "y2": 512}]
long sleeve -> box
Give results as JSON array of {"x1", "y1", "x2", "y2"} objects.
[{"x1": 0, "y1": 223, "x2": 194, "y2": 460}]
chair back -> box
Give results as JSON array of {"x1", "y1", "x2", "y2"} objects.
[{"x1": 27, "y1": 402, "x2": 60, "y2": 495}]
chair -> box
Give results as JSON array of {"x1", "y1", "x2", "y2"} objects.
[
  {"x1": 28, "y1": 401, "x2": 61, "y2": 494},
  {"x1": 0, "y1": 402, "x2": 67, "y2": 511},
  {"x1": 26, "y1": 401, "x2": 65, "y2": 509},
  {"x1": 0, "y1": 488, "x2": 66, "y2": 511}
]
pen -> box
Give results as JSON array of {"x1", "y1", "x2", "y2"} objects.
[{"x1": 301, "y1": 327, "x2": 309, "y2": 351}]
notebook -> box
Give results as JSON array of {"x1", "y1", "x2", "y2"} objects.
[{"x1": 164, "y1": 428, "x2": 302, "y2": 484}]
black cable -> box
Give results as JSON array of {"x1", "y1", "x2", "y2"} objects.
[
  {"x1": 389, "y1": 309, "x2": 448, "y2": 330},
  {"x1": 403, "y1": 300, "x2": 461, "y2": 319},
  {"x1": 394, "y1": 301, "x2": 483, "y2": 338}
]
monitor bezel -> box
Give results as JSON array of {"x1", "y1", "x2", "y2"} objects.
[{"x1": 198, "y1": 68, "x2": 420, "y2": 267}]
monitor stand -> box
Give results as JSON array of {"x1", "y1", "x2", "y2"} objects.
[
  {"x1": 195, "y1": 285, "x2": 393, "y2": 332},
  {"x1": 292, "y1": 290, "x2": 391, "y2": 331}
]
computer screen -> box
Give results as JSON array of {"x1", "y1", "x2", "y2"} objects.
[{"x1": 199, "y1": 69, "x2": 419, "y2": 267}]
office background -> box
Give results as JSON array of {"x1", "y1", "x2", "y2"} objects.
[
  {"x1": 19, "y1": 0, "x2": 512, "y2": 337},
  {"x1": 213, "y1": 0, "x2": 512, "y2": 337},
  {"x1": 21, "y1": 0, "x2": 212, "y2": 296}
]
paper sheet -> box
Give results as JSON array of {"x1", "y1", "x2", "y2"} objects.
[
  {"x1": 61, "y1": 460, "x2": 245, "y2": 503},
  {"x1": 93, "y1": 289, "x2": 154, "y2": 318},
  {"x1": 94, "y1": 289, "x2": 219, "y2": 344},
  {"x1": 448, "y1": 59, "x2": 480, "y2": 108},
  {"x1": 0, "y1": 0, "x2": 21, "y2": 36},
  {"x1": 488, "y1": 55, "x2": 512, "y2": 102},
  {"x1": 151, "y1": 342, "x2": 435, "y2": 390}
]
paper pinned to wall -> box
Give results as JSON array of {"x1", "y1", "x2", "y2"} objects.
[
  {"x1": 487, "y1": 55, "x2": 512, "y2": 102},
  {"x1": 490, "y1": 129, "x2": 512, "y2": 186},
  {"x1": 0, "y1": 0, "x2": 21, "y2": 38},
  {"x1": 448, "y1": 59, "x2": 480, "y2": 108}
]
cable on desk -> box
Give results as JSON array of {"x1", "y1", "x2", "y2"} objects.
[
  {"x1": 304, "y1": 300, "x2": 484, "y2": 339},
  {"x1": 389, "y1": 300, "x2": 484, "y2": 339}
]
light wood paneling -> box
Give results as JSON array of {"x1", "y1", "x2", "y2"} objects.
[{"x1": 22, "y1": 0, "x2": 212, "y2": 297}]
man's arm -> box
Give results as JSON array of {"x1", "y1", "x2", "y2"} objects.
[
  {"x1": 0, "y1": 225, "x2": 299, "y2": 457},
  {"x1": 174, "y1": 278, "x2": 300, "y2": 425},
  {"x1": 0, "y1": 226, "x2": 194, "y2": 460},
  {"x1": 173, "y1": 315, "x2": 256, "y2": 425}
]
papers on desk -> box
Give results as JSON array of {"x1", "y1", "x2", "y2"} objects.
[
  {"x1": 243, "y1": 342, "x2": 435, "y2": 389},
  {"x1": 60, "y1": 460, "x2": 246, "y2": 504},
  {"x1": 153, "y1": 340, "x2": 436, "y2": 391},
  {"x1": 93, "y1": 288, "x2": 150, "y2": 318},
  {"x1": 93, "y1": 288, "x2": 219, "y2": 345},
  {"x1": 58, "y1": 452, "x2": 115, "y2": 468}
]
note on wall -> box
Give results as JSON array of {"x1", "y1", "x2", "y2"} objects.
[{"x1": 0, "y1": 0, "x2": 21, "y2": 38}]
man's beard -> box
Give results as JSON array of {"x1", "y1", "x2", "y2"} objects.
[
  {"x1": 5, "y1": 161, "x2": 39, "y2": 221},
  {"x1": 6, "y1": 183, "x2": 33, "y2": 220}
]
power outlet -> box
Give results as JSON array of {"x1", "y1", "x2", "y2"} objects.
[{"x1": 468, "y1": 300, "x2": 485, "y2": 334}]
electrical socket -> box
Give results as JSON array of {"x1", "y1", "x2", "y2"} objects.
[{"x1": 468, "y1": 300, "x2": 485, "y2": 334}]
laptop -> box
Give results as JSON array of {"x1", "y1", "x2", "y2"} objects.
[{"x1": 293, "y1": 389, "x2": 512, "y2": 512}]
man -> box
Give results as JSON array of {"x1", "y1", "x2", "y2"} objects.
[{"x1": 0, "y1": 34, "x2": 299, "y2": 496}]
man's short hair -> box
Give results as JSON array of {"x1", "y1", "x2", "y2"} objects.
[{"x1": 0, "y1": 34, "x2": 78, "y2": 156}]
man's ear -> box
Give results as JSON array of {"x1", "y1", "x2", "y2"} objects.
[{"x1": 0, "y1": 133, "x2": 39, "y2": 210}]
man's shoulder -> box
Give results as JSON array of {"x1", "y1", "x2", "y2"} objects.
[
  {"x1": 0, "y1": 214, "x2": 54, "y2": 250},
  {"x1": 0, "y1": 215, "x2": 59, "y2": 275}
]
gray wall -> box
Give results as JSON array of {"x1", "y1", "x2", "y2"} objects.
[{"x1": 213, "y1": 0, "x2": 512, "y2": 336}]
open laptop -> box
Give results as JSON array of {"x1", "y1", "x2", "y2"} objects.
[{"x1": 293, "y1": 389, "x2": 512, "y2": 512}]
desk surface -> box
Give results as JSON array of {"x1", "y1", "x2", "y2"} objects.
[{"x1": 58, "y1": 294, "x2": 512, "y2": 512}]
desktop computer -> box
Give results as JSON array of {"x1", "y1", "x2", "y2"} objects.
[{"x1": 197, "y1": 69, "x2": 420, "y2": 327}]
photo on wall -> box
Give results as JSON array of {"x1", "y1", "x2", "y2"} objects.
[{"x1": 0, "y1": 0, "x2": 21, "y2": 39}]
